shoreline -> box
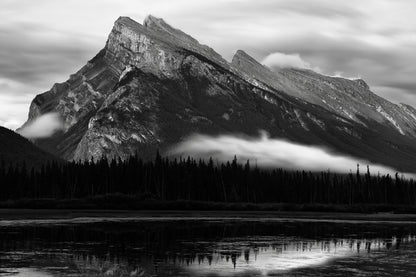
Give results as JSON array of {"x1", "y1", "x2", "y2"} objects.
[
  {"x1": 2, "y1": 209, "x2": 416, "y2": 223},
  {"x1": 2, "y1": 195, "x2": 416, "y2": 215}
]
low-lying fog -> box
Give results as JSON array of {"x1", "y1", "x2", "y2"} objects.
[{"x1": 170, "y1": 131, "x2": 414, "y2": 178}]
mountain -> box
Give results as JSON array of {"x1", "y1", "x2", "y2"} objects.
[
  {"x1": 0, "y1": 126, "x2": 58, "y2": 168},
  {"x1": 232, "y1": 50, "x2": 416, "y2": 137},
  {"x1": 22, "y1": 15, "x2": 416, "y2": 172}
]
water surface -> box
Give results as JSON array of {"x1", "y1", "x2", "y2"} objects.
[{"x1": 1, "y1": 216, "x2": 416, "y2": 276}]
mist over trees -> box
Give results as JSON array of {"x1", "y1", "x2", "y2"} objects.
[{"x1": 0, "y1": 152, "x2": 415, "y2": 206}]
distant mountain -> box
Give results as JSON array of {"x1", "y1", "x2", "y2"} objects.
[
  {"x1": 232, "y1": 50, "x2": 416, "y2": 136},
  {"x1": 0, "y1": 126, "x2": 58, "y2": 168},
  {"x1": 22, "y1": 15, "x2": 416, "y2": 172}
]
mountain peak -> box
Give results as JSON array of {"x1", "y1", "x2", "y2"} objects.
[
  {"x1": 143, "y1": 14, "x2": 200, "y2": 47},
  {"x1": 352, "y1": 78, "x2": 370, "y2": 90},
  {"x1": 116, "y1": 16, "x2": 134, "y2": 22},
  {"x1": 110, "y1": 15, "x2": 229, "y2": 69},
  {"x1": 143, "y1": 14, "x2": 167, "y2": 28},
  {"x1": 234, "y1": 49, "x2": 249, "y2": 57},
  {"x1": 112, "y1": 16, "x2": 149, "y2": 39},
  {"x1": 115, "y1": 14, "x2": 201, "y2": 49},
  {"x1": 114, "y1": 16, "x2": 143, "y2": 29},
  {"x1": 232, "y1": 50, "x2": 262, "y2": 68}
]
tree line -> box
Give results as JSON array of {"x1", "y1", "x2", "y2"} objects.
[{"x1": 0, "y1": 152, "x2": 415, "y2": 205}]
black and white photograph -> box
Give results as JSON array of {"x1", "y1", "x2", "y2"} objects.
[{"x1": 1, "y1": 0, "x2": 416, "y2": 276}]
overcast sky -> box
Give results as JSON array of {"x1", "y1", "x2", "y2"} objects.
[{"x1": 1, "y1": 0, "x2": 415, "y2": 130}]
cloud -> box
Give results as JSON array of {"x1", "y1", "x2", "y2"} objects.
[
  {"x1": 329, "y1": 71, "x2": 361, "y2": 80},
  {"x1": 17, "y1": 113, "x2": 64, "y2": 139},
  {"x1": 372, "y1": 86, "x2": 416, "y2": 105},
  {"x1": 0, "y1": 78, "x2": 35, "y2": 129},
  {"x1": 1, "y1": 0, "x2": 416, "y2": 128},
  {"x1": 0, "y1": 20, "x2": 99, "y2": 130},
  {"x1": 169, "y1": 132, "x2": 414, "y2": 177},
  {"x1": 262, "y1": 52, "x2": 318, "y2": 71},
  {"x1": 0, "y1": 23, "x2": 96, "y2": 85}
]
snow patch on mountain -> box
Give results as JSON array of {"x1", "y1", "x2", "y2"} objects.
[
  {"x1": 376, "y1": 106, "x2": 405, "y2": 135},
  {"x1": 307, "y1": 113, "x2": 325, "y2": 130},
  {"x1": 294, "y1": 109, "x2": 309, "y2": 131}
]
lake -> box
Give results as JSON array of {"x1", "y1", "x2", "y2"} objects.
[{"x1": 1, "y1": 213, "x2": 416, "y2": 276}]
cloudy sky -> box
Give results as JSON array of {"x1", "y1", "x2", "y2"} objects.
[{"x1": 1, "y1": 0, "x2": 415, "y2": 129}]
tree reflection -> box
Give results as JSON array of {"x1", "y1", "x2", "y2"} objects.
[{"x1": 0, "y1": 220, "x2": 416, "y2": 276}]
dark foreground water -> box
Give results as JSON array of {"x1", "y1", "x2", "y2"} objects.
[{"x1": 1, "y1": 216, "x2": 416, "y2": 276}]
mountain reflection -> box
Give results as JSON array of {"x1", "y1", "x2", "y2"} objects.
[{"x1": 1, "y1": 220, "x2": 416, "y2": 276}]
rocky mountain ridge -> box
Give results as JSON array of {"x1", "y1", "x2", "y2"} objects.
[
  {"x1": 232, "y1": 50, "x2": 416, "y2": 136},
  {"x1": 23, "y1": 15, "x2": 416, "y2": 172}
]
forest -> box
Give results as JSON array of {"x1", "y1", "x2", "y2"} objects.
[{"x1": 1, "y1": 152, "x2": 415, "y2": 207}]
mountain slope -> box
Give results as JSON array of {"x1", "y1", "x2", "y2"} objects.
[
  {"x1": 23, "y1": 16, "x2": 416, "y2": 172},
  {"x1": 232, "y1": 50, "x2": 416, "y2": 137},
  {"x1": 0, "y1": 126, "x2": 58, "y2": 168}
]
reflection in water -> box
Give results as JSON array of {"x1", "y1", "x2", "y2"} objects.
[
  {"x1": 187, "y1": 235, "x2": 416, "y2": 276},
  {"x1": 0, "y1": 219, "x2": 416, "y2": 276}
]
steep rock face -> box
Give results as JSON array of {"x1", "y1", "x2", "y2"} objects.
[
  {"x1": 23, "y1": 16, "x2": 416, "y2": 172},
  {"x1": 25, "y1": 47, "x2": 120, "y2": 159}
]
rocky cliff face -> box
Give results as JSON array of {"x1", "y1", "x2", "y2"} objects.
[{"x1": 24, "y1": 16, "x2": 416, "y2": 171}]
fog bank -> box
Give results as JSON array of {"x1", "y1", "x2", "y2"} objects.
[
  {"x1": 17, "y1": 113, "x2": 64, "y2": 139},
  {"x1": 169, "y1": 132, "x2": 413, "y2": 177}
]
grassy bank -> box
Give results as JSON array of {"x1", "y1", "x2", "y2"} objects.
[{"x1": 2, "y1": 194, "x2": 416, "y2": 214}]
